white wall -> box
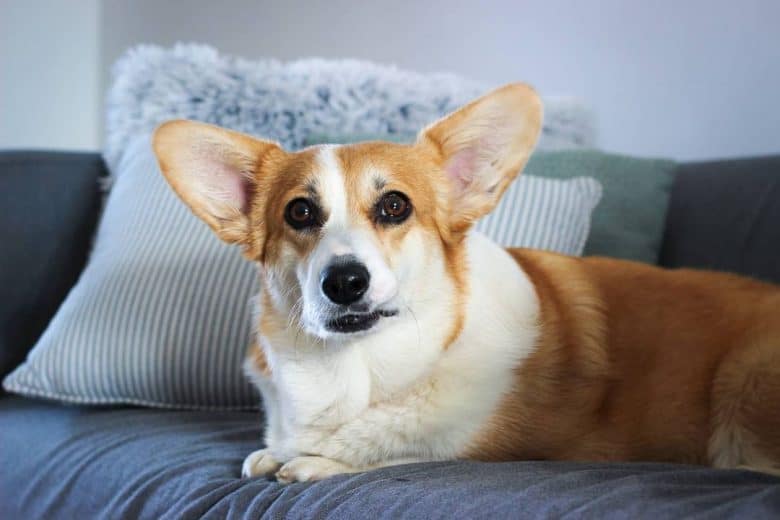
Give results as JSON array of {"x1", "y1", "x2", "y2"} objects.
[
  {"x1": 98, "y1": 0, "x2": 780, "y2": 161},
  {"x1": 0, "y1": 0, "x2": 100, "y2": 150},
  {"x1": 3, "y1": 1, "x2": 778, "y2": 159}
]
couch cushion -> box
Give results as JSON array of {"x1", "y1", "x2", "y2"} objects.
[
  {"x1": 0, "y1": 152, "x2": 105, "y2": 382},
  {"x1": 529, "y1": 150, "x2": 677, "y2": 263},
  {"x1": 1, "y1": 396, "x2": 778, "y2": 519},
  {"x1": 659, "y1": 155, "x2": 780, "y2": 283}
]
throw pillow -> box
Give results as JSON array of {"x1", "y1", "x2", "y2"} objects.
[
  {"x1": 104, "y1": 43, "x2": 596, "y2": 172},
  {"x1": 525, "y1": 150, "x2": 676, "y2": 263}
]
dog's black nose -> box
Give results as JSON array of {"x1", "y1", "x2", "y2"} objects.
[{"x1": 321, "y1": 259, "x2": 370, "y2": 305}]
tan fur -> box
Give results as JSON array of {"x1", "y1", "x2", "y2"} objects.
[
  {"x1": 248, "y1": 340, "x2": 271, "y2": 377},
  {"x1": 250, "y1": 148, "x2": 323, "y2": 263},
  {"x1": 465, "y1": 250, "x2": 780, "y2": 468},
  {"x1": 248, "y1": 289, "x2": 281, "y2": 378}
]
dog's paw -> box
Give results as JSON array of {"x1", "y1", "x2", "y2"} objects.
[
  {"x1": 275, "y1": 456, "x2": 354, "y2": 484},
  {"x1": 241, "y1": 448, "x2": 282, "y2": 478}
]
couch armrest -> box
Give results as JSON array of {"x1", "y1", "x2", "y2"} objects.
[
  {"x1": 0, "y1": 151, "x2": 107, "y2": 382},
  {"x1": 659, "y1": 155, "x2": 780, "y2": 283}
]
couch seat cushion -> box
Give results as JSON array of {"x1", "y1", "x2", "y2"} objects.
[{"x1": 1, "y1": 396, "x2": 778, "y2": 519}]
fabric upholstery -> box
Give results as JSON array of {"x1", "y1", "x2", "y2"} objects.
[
  {"x1": 1, "y1": 395, "x2": 778, "y2": 519},
  {"x1": 659, "y1": 155, "x2": 780, "y2": 283},
  {"x1": 0, "y1": 152, "x2": 105, "y2": 381}
]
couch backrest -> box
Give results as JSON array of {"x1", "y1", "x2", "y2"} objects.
[
  {"x1": 659, "y1": 155, "x2": 780, "y2": 284},
  {"x1": 0, "y1": 152, "x2": 106, "y2": 381}
]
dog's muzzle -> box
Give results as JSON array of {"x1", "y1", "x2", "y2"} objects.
[{"x1": 319, "y1": 255, "x2": 399, "y2": 334}]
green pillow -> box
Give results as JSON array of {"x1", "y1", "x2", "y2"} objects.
[
  {"x1": 303, "y1": 134, "x2": 677, "y2": 264},
  {"x1": 525, "y1": 150, "x2": 677, "y2": 263}
]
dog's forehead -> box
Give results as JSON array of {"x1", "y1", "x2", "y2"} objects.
[
  {"x1": 271, "y1": 142, "x2": 438, "y2": 239},
  {"x1": 314, "y1": 146, "x2": 351, "y2": 228},
  {"x1": 310, "y1": 145, "x2": 394, "y2": 220}
]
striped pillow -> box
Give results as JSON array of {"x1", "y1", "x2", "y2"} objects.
[
  {"x1": 3, "y1": 135, "x2": 601, "y2": 409},
  {"x1": 475, "y1": 175, "x2": 601, "y2": 251}
]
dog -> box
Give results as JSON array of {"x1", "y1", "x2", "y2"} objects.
[{"x1": 153, "y1": 83, "x2": 780, "y2": 484}]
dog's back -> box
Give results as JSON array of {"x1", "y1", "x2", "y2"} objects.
[{"x1": 465, "y1": 248, "x2": 780, "y2": 472}]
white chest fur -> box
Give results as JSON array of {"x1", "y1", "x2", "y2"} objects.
[{"x1": 246, "y1": 232, "x2": 540, "y2": 467}]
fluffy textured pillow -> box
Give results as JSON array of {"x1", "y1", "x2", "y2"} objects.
[
  {"x1": 103, "y1": 43, "x2": 596, "y2": 171},
  {"x1": 3, "y1": 136, "x2": 601, "y2": 409}
]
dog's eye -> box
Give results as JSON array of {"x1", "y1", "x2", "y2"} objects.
[
  {"x1": 376, "y1": 191, "x2": 412, "y2": 224},
  {"x1": 285, "y1": 198, "x2": 319, "y2": 230}
]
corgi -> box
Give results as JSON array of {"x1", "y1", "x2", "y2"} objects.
[{"x1": 153, "y1": 83, "x2": 780, "y2": 484}]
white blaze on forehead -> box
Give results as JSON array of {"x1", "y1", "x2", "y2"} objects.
[
  {"x1": 316, "y1": 146, "x2": 349, "y2": 230},
  {"x1": 297, "y1": 146, "x2": 399, "y2": 322}
]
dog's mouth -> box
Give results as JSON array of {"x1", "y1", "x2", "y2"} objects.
[{"x1": 325, "y1": 309, "x2": 399, "y2": 334}]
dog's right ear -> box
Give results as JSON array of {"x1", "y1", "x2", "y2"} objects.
[
  {"x1": 152, "y1": 120, "x2": 283, "y2": 246},
  {"x1": 418, "y1": 83, "x2": 542, "y2": 235}
]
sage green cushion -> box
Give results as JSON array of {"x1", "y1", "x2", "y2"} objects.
[
  {"x1": 305, "y1": 134, "x2": 677, "y2": 263},
  {"x1": 525, "y1": 150, "x2": 677, "y2": 263}
]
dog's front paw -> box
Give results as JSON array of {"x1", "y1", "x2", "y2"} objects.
[
  {"x1": 275, "y1": 456, "x2": 355, "y2": 484},
  {"x1": 241, "y1": 448, "x2": 282, "y2": 478}
]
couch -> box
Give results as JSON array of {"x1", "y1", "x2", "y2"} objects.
[{"x1": 1, "y1": 150, "x2": 779, "y2": 518}]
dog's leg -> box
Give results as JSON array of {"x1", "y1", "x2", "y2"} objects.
[
  {"x1": 275, "y1": 456, "x2": 358, "y2": 484},
  {"x1": 300, "y1": 399, "x2": 447, "y2": 471},
  {"x1": 276, "y1": 455, "x2": 422, "y2": 484},
  {"x1": 242, "y1": 349, "x2": 287, "y2": 478},
  {"x1": 274, "y1": 455, "x2": 425, "y2": 484},
  {"x1": 709, "y1": 338, "x2": 780, "y2": 472},
  {"x1": 242, "y1": 448, "x2": 283, "y2": 478}
]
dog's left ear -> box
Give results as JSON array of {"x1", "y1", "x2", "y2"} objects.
[{"x1": 418, "y1": 83, "x2": 542, "y2": 233}]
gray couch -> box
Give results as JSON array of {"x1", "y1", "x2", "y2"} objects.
[{"x1": 1, "y1": 151, "x2": 779, "y2": 518}]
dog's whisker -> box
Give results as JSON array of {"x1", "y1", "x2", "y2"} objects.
[{"x1": 401, "y1": 297, "x2": 422, "y2": 352}]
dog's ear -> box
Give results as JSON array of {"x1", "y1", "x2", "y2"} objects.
[
  {"x1": 418, "y1": 83, "x2": 542, "y2": 234},
  {"x1": 153, "y1": 120, "x2": 283, "y2": 245}
]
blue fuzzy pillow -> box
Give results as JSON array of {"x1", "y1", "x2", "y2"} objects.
[{"x1": 104, "y1": 43, "x2": 596, "y2": 171}]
